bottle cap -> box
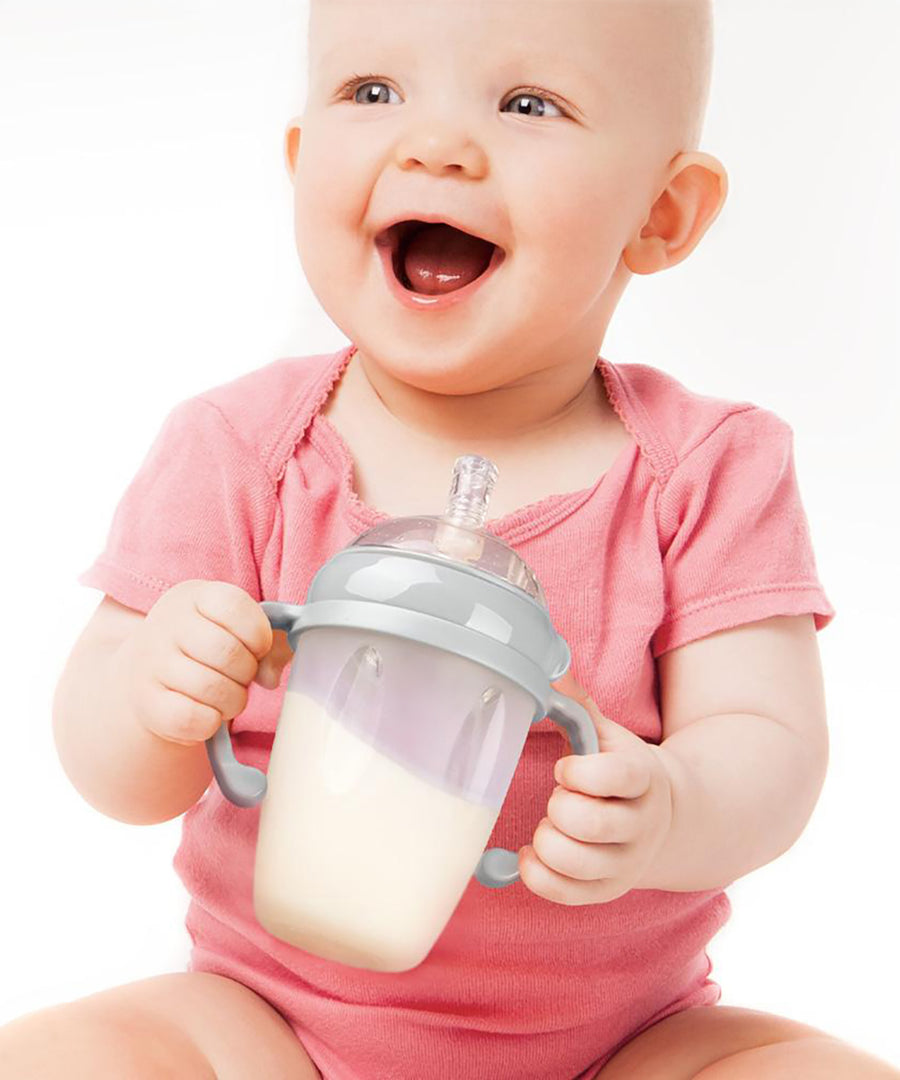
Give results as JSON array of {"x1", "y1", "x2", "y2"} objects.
[{"x1": 349, "y1": 454, "x2": 546, "y2": 606}]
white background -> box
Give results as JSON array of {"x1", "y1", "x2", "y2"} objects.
[{"x1": 1, "y1": 0, "x2": 898, "y2": 1069}]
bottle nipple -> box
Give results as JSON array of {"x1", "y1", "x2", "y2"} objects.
[{"x1": 434, "y1": 454, "x2": 498, "y2": 563}]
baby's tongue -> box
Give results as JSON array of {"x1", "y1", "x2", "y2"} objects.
[{"x1": 402, "y1": 223, "x2": 495, "y2": 295}]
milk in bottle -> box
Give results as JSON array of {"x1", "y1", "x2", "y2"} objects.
[{"x1": 253, "y1": 688, "x2": 499, "y2": 972}]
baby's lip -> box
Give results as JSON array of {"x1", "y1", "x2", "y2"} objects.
[{"x1": 374, "y1": 213, "x2": 506, "y2": 254}]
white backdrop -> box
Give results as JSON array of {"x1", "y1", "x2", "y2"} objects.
[{"x1": 1, "y1": 0, "x2": 898, "y2": 1069}]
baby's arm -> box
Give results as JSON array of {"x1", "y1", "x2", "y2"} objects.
[
  {"x1": 52, "y1": 596, "x2": 213, "y2": 824},
  {"x1": 53, "y1": 584, "x2": 280, "y2": 826},
  {"x1": 640, "y1": 612, "x2": 829, "y2": 891}
]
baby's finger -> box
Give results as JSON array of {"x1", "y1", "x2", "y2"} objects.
[
  {"x1": 175, "y1": 613, "x2": 260, "y2": 686},
  {"x1": 140, "y1": 682, "x2": 224, "y2": 745},
  {"x1": 193, "y1": 582, "x2": 273, "y2": 661},
  {"x1": 547, "y1": 786, "x2": 638, "y2": 844},
  {"x1": 532, "y1": 816, "x2": 626, "y2": 881},
  {"x1": 254, "y1": 629, "x2": 294, "y2": 688},
  {"x1": 518, "y1": 843, "x2": 628, "y2": 907},
  {"x1": 555, "y1": 752, "x2": 650, "y2": 799},
  {"x1": 156, "y1": 648, "x2": 248, "y2": 723}
]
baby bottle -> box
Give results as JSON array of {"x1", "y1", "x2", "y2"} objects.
[{"x1": 206, "y1": 454, "x2": 598, "y2": 973}]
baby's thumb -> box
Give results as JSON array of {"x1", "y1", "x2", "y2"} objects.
[
  {"x1": 254, "y1": 629, "x2": 293, "y2": 689},
  {"x1": 551, "y1": 669, "x2": 635, "y2": 749}
]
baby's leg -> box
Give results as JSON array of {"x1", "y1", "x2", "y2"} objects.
[
  {"x1": 596, "y1": 1004, "x2": 900, "y2": 1079},
  {"x1": 0, "y1": 971, "x2": 320, "y2": 1079}
]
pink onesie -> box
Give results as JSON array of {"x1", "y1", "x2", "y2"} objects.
[{"x1": 78, "y1": 344, "x2": 835, "y2": 1080}]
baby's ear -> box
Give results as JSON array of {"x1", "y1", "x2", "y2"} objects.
[
  {"x1": 623, "y1": 151, "x2": 728, "y2": 275},
  {"x1": 284, "y1": 116, "x2": 304, "y2": 180}
]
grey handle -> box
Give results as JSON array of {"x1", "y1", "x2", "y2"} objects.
[
  {"x1": 474, "y1": 688, "x2": 599, "y2": 889},
  {"x1": 205, "y1": 601, "x2": 302, "y2": 808}
]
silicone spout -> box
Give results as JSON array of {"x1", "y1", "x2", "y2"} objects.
[{"x1": 434, "y1": 455, "x2": 498, "y2": 563}]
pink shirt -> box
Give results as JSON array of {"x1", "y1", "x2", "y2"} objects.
[{"x1": 78, "y1": 344, "x2": 835, "y2": 1080}]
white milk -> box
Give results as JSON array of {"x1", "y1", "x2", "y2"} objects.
[{"x1": 253, "y1": 690, "x2": 499, "y2": 972}]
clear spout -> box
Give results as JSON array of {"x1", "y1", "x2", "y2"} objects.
[
  {"x1": 443, "y1": 455, "x2": 499, "y2": 529},
  {"x1": 435, "y1": 455, "x2": 498, "y2": 563}
]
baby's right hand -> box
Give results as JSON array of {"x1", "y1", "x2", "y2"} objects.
[{"x1": 115, "y1": 580, "x2": 284, "y2": 747}]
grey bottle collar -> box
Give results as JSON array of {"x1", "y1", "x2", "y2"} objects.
[{"x1": 300, "y1": 546, "x2": 570, "y2": 688}]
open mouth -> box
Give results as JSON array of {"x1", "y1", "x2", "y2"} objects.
[{"x1": 375, "y1": 220, "x2": 504, "y2": 298}]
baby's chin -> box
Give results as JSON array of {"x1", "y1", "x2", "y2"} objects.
[
  {"x1": 350, "y1": 338, "x2": 529, "y2": 398},
  {"x1": 324, "y1": 279, "x2": 535, "y2": 396}
]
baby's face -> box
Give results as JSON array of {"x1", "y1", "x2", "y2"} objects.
[{"x1": 286, "y1": 0, "x2": 711, "y2": 396}]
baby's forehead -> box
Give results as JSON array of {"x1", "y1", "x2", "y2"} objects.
[
  {"x1": 314, "y1": 0, "x2": 635, "y2": 41},
  {"x1": 310, "y1": 0, "x2": 702, "y2": 78}
]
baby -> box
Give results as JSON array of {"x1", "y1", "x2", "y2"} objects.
[{"x1": 2, "y1": 0, "x2": 898, "y2": 1077}]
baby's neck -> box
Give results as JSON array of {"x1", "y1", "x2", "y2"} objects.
[{"x1": 350, "y1": 347, "x2": 608, "y2": 447}]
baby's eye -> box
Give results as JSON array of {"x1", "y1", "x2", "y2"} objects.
[
  {"x1": 501, "y1": 92, "x2": 565, "y2": 119},
  {"x1": 348, "y1": 80, "x2": 402, "y2": 106}
]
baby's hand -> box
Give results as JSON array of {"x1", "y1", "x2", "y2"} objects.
[
  {"x1": 518, "y1": 671, "x2": 673, "y2": 906},
  {"x1": 114, "y1": 580, "x2": 284, "y2": 747}
]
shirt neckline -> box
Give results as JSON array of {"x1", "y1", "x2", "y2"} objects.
[{"x1": 308, "y1": 343, "x2": 640, "y2": 544}]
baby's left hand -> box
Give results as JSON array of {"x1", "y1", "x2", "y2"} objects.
[{"x1": 518, "y1": 671, "x2": 674, "y2": 905}]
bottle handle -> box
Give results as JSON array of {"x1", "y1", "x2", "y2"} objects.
[
  {"x1": 205, "y1": 601, "x2": 302, "y2": 808},
  {"x1": 474, "y1": 688, "x2": 599, "y2": 889}
]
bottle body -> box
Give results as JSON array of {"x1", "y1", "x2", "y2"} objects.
[{"x1": 252, "y1": 625, "x2": 535, "y2": 971}]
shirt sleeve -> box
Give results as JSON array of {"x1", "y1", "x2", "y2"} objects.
[
  {"x1": 77, "y1": 396, "x2": 277, "y2": 614},
  {"x1": 651, "y1": 406, "x2": 835, "y2": 658}
]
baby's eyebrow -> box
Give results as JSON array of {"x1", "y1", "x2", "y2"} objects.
[
  {"x1": 316, "y1": 44, "x2": 602, "y2": 105},
  {"x1": 493, "y1": 53, "x2": 603, "y2": 101}
]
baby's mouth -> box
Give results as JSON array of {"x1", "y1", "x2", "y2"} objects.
[{"x1": 375, "y1": 220, "x2": 501, "y2": 296}]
